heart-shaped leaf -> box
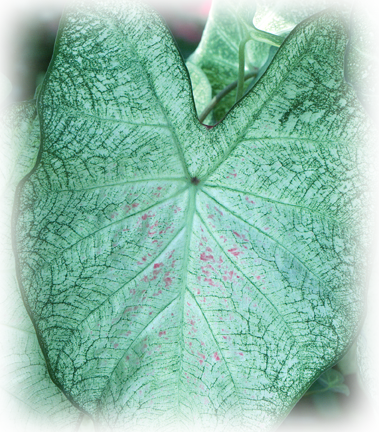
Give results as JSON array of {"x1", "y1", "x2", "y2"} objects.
[
  {"x1": 14, "y1": 1, "x2": 371, "y2": 431},
  {"x1": 190, "y1": 0, "x2": 350, "y2": 121},
  {"x1": 0, "y1": 73, "x2": 12, "y2": 103},
  {"x1": 345, "y1": 0, "x2": 379, "y2": 124},
  {"x1": 0, "y1": 101, "x2": 85, "y2": 431},
  {"x1": 357, "y1": 240, "x2": 379, "y2": 412}
]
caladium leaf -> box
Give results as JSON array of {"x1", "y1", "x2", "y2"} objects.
[
  {"x1": 187, "y1": 0, "x2": 336, "y2": 123},
  {"x1": 0, "y1": 73, "x2": 12, "y2": 103},
  {"x1": 0, "y1": 101, "x2": 85, "y2": 431},
  {"x1": 345, "y1": 0, "x2": 379, "y2": 124},
  {"x1": 357, "y1": 241, "x2": 379, "y2": 412},
  {"x1": 14, "y1": 1, "x2": 371, "y2": 431}
]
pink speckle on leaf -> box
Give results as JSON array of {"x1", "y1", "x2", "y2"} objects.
[
  {"x1": 114, "y1": 343, "x2": 119, "y2": 348},
  {"x1": 154, "y1": 263, "x2": 163, "y2": 269},
  {"x1": 228, "y1": 248, "x2": 241, "y2": 257},
  {"x1": 158, "y1": 330, "x2": 166, "y2": 337},
  {"x1": 164, "y1": 277, "x2": 172, "y2": 287},
  {"x1": 204, "y1": 277, "x2": 215, "y2": 287},
  {"x1": 213, "y1": 352, "x2": 220, "y2": 361},
  {"x1": 132, "y1": 203, "x2": 139, "y2": 208},
  {"x1": 200, "y1": 252, "x2": 214, "y2": 262}
]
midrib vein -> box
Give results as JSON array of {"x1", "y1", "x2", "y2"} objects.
[{"x1": 176, "y1": 184, "x2": 197, "y2": 411}]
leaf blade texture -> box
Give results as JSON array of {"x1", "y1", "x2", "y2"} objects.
[
  {"x1": 0, "y1": 101, "x2": 84, "y2": 431},
  {"x1": 345, "y1": 0, "x2": 379, "y2": 124},
  {"x1": 14, "y1": 1, "x2": 371, "y2": 431}
]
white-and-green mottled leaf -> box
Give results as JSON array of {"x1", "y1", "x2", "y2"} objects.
[
  {"x1": 186, "y1": 0, "x2": 337, "y2": 124},
  {"x1": 186, "y1": 62, "x2": 213, "y2": 123},
  {"x1": 357, "y1": 241, "x2": 379, "y2": 411},
  {"x1": 0, "y1": 101, "x2": 88, "y2": 431},
  {"x1": 0, "y1": 73, "x2": 12, "y2": 103},
  {"x1": 13, "y1": 1, "x2": 371, "y2": 431},
  {"x1": 345, "y1": 0, "x2": 379, "y2": 124}
]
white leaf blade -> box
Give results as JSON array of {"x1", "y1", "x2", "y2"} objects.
[{"x1": 0, "y1": 101, "x2": 84, "y2": 431}]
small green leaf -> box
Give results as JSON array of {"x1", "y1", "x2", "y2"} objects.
[
  {"x1": 357, "y1": 241, "x2": 379, "y2": 411},
  {"x1": 305, "y1": 368, "x2": 350, "y2": 397},
  {"x1": 13, "y1": 2, "x2": 371, "y2": 431},
  {"x1": 186, "y1": 62, "x2": 213, "y2": 123},
  {"x1": 0, "y1": 101, "x2": 83, "y2": 430},
  {"x1": 188, "y1": 1, "x2": 336, "y2": 124},
  {"x1": 0, "y1": 73, "x2": 12, "y2": 103},
  {"x1": 345, "y1": 0, "x2": 379, "y2": 124}
]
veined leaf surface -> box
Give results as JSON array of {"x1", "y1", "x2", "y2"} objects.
[
  {"x1": 0, "y1": 102, "x2": 84, "y2": 431},
  {"x1": 14, "y1": 2, "x2": 370, "y2": 431},
  {"x1": 186, "y1": 0, "x2": 331, "y2": 123},
  {"x1": 357, "y1": 240, "x2": 379, "y2": 412},
  {"x1": 345, "y1": 0, "x2": 379, "y2": 124},
  {"x1": 0, "y1": 74, "x2": 12, "y2": 105}
]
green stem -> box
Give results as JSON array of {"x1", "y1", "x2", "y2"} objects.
[
  {"x1": 199, "y1": 69, "x2": 257, "y2": 124},
  {"x1": 235, "y1": 36, "x2": 251, "y2": 103}
]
